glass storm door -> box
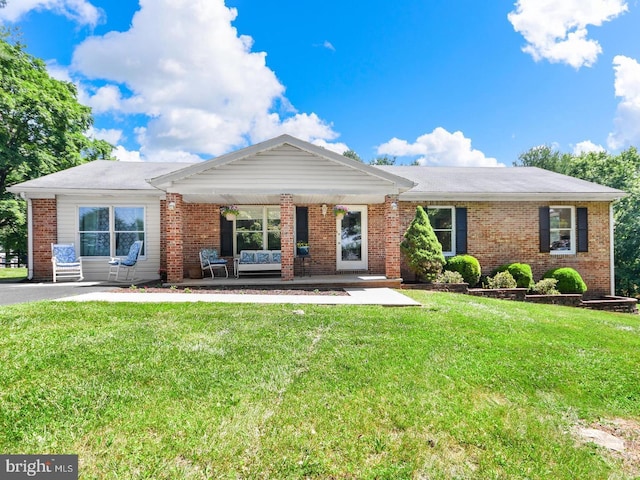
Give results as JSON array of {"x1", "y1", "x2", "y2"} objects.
[{"x1": 336, "y1": 206, "x2": 368, "y2": 271}]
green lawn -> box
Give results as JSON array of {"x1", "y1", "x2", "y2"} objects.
[
  {"x1": 0, "y1": 267, "x2": 27, "y2": 280},
  {"x1": 1, "y1": 292, "x2": 639, "y2": 479}
]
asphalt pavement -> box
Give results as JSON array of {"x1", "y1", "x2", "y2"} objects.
[{"x1": 0, "y1": 280, "x2": 116, "y2": 306}]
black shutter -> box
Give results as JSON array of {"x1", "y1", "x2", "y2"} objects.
[
  {"x1": 296, "y1": 207, "x2": 309, "y2": 244},
  {"x1": 577, "y1": 207, "x2": 588, "y2": 252},
  {"x1": 539, "y1": 207, "x2": 550, "y2": 253},
  {"x1": 455, "y1": 207, "x2": 467, "y2": 254},
  {"x1": 220, "y1": 216, "x2": 233, "y2": 256}
]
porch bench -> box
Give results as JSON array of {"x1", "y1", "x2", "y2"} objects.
[{"x1": 234, "y1": 250, "x2": 281, "y2": 278}]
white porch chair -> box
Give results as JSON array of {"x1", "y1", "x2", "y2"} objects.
[
  {"x1": 51, "y1": 243, "x2": 84, "y2": 282},
  {"x1": 199, "y1": 248, "x2": 229, "y2": 278},
  {"x1": 108, "y1": 240, "x2": 143, "y2": 282}
]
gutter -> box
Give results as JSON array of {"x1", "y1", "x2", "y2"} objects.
[{"x1": 610, "y1": 203, "x2": 615, "y2": 295}]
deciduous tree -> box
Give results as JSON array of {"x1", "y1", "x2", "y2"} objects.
[{"x1": 0, "y1": 30, "x2": 112, "y2": 255}]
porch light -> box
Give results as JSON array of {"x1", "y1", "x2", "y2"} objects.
[
  {"x1": 168, "y1": 201, "x2": 176, "y2": 210},
  {"x1": 391, "y1": 202, "x2": 398, "y2": 210},
  {"x1": 322, "y1": 204, "x2": 328, "y2": 217}
]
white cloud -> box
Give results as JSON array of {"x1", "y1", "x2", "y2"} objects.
[
  {"x1": 377, "y1": 128, "x2": 504, "y2": 167},
  {"x1": 87, "y1": 126, "x2": 122, "y2": 145},
  {"x1": 0, "y1": 0, "x2": 103, "y2": 26},
  {"x1": 608, "y1": 55, "x2": 640, "y2": 150},
  {"x1": 311, "y1": 139, "x2": 349, "y2": 155},
  {"x1": 573, "y1": 140, "x2": 605, "y2": 155},
  {"x1": 70, "y1": 0, "x2": 339, "y2": 160},
  {"x1": 508, "y1": 0, "x2": 628, "y2": 68},
  {"x1": 112, "y1": 146, "x2": 142, "y2": 162},
  {"x1": 323, "y1": 41, "x2": 336, "y2": 52}
]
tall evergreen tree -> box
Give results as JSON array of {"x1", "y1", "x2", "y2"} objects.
[{"x1": 400, "y1": 206, "x2": 445, "y2": 282}]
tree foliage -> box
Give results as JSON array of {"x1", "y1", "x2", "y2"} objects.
[
  {"x1": 0, "y1": 30, "x2": 112, "y2": 253},
  {"x1": 400, "y1": 206, "x2": 445, "y2": 282},
  {"x1": 342, "y1": 149, "x2": 363, "y2": 162},
  {"x1": 514, "y1": 145, "x2": 640, "y2": 296}
]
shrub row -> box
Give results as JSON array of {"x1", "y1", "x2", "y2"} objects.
[{"x1": 441, "y1": 255, "x2": 587, "y2": 294}]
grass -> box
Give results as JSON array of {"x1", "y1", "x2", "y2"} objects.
[
  {"x1": 1, "y1": 291, "x2": 639, "y2": 479},
  {"x1": 0, "y1": 267, "x2": 27, "y2": 280}
]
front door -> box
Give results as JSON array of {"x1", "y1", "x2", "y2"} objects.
[{"x1": 336, "y1": 206, "x2": 368, "y2": 271}]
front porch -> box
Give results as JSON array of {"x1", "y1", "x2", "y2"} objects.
[{"x1": 167, "y1": 273, "x2": 402, "y2": 290}]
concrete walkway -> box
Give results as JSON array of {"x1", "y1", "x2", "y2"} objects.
[{"x1": 57, "y1": 287, "x2": 421, "y2": 306}]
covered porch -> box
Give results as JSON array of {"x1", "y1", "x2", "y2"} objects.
[{"x1": 148, "y1": 135, "x2": 415, "y2": 284}]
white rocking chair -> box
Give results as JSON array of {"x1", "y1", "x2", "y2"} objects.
[
  {"x1": 51, "y1": 243, "x2": 84, "y2": 282},
  {"x1": 108, "y1": 240, "x2": 143, "y2": 282}
]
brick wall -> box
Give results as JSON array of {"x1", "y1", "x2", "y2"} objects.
[
  {"x1": 32, "y1": 198, "x2": 58, "y2": 281},
  {"x1": 181, "y1": 203, "x2": 221, "y2": 276},
  {"x1": 280, "y1": 194, "x2": 294, "y2": 281},
  {"x1": 399, "y1": 201, "x2": 613, "y2": 296},
  {"x1": 165, "y1": 193, "x2": 183, "y2": 282}
]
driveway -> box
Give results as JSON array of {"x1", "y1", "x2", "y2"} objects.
[{"x1": 0, "y1": 280, "x2": 116, "y2": 306}]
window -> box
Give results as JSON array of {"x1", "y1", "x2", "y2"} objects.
[
  {"x1": 427, "y1": 207, "x2": 455, "y2": 256},
  {"x1": 549, "y1": 206, "x2": 574, "y2": 254},
  {"x1": 234, "y1": 206, "x2": 280, "y2": 254},
  {"x1": 79, "y1": 206, "x2": 145, "y2": 257}
]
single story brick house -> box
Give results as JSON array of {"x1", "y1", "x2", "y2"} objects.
[{"x1": 9, "y1": 135, "x2": 624, "y2": 295}]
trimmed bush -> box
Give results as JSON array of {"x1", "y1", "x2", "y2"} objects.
[
  {"x1": 436, "y1": 270, "x2": 465, "y2": 284},
  {"x1": 400, "y1": 206, "x2": 445, "y2": 282},
  {"x1": 487, "y1": 271, "x2": 517, "y2": 289},
  {"x1": 492, "y1": 263, "x2": 534, "y2": 289},
  {"x1": 531, "y1": 278, "x2": 560, "y2": 295},
  {"x1": 445, "y1": 255, "x2": 481, "y2": 287},
  {"x1": 543, "y1": 267, "x2": 587, "y2": 294}
]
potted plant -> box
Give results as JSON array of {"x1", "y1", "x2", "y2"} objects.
[
  {"x1": 296, "y1": 241, "x2": 309, "y2": 256},
  {"x1": 333, "y1": 205, "x2": 349, "y2": 220},
  {"x1": 220, "y1": 205, "x2": 240, "y2": 221}
]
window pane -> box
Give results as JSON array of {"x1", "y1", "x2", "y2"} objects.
[
  {"x1": 115, "y1": 207, "x2": 144, "y2": 231},
  {"x1": 550, "y1": 208, "x2": 571, "y2": 229},
  {"x1": 237, "y1": 232, "x2": 263, "y2": 251},
  {"x1": 267, "y1": 232, "x2": 281, "y2": 250},
  {"x1": 80, "y1": 233, "x2": 110, "y2": 256},
  {"x1": 428, "y1": 208, "x2": 452, "y2": 229},
  {"x1": 79, "y1": 207, "x2": 109, "y2": 231},
  {"x1": 550, "y1": 229, "x2": 572, "y2": 251},
  {"x1": 236, "y1": 207, "x2": 263, "y2": 232},
  {"x1": 435, "y1": 231, "x2": 452, "y2": 252},
  {"x1": 116, "y1": 232, "x2": 145, "y2": 256}
]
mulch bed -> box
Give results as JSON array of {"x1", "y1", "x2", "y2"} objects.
[{"x1": 117, "y1": 287, "x2": 349, "y2": 296}]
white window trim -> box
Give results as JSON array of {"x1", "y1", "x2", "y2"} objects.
[
  {"x1": 549, "y1": 205, "x2": 576, "y2": 255},
  {"x1": 77, "y1": 205, "x2": 147, "y2": 259},
  {"x1": 427, "y1": 206, "x2": 456, "y2": 256},
  {"x1": 232, "y1": 205, "x2": 280, "y2": 255}
]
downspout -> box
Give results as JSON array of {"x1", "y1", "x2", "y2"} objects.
[
  {"x1": 25, "y1": 195, "x2": 34, "y2": 280},
  {"x1": 610, "y1": 202, "x2": 615, "y2": 295}
]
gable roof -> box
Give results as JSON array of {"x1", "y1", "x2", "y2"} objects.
[
  {"x1": 145, "y1": 134, "x2": 416, "y2": 204},
  {"x1": 376, "y1": 166, "x2": 624, "y2": 201}
]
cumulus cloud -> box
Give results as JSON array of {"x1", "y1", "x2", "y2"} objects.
[
  {"x1": 508, "y1": 0, "x2": 628, "y2": 68},
  {"x1": 573, "y1": 140, "x2": 605, "y2": 155},
  {"x1": 607, "y1": 55, "x2": 640, "y2": 150},
  {"x1": 377, "y1": 128, "x2": 504, "y2": 167},
  {"x1": 112, "y1": 146, "x2": 142, "y2": 162},
  {"x1": 68, "y1": 0, "x2": 342, "y2": 161},
  {"x1": 0, "y1": 0, "x2": 103, "y2": 26},
  {"x1": 87, "y1": 126, "x2": 122, "y2": 145}
]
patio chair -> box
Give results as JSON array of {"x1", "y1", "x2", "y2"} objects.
[
  {"x1": 51, "y1": 243, "x2": 84, "y2": 282},
  {"x1": 108, "y1": 240, "x2": 143, "y2": 282},
  {"x1": 200, "y1": 248, "x2": 229, "y2": 278}
]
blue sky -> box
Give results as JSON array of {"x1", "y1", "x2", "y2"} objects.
[{"x1": 2, "y1": 0, "x2": 640, "y2": 166}]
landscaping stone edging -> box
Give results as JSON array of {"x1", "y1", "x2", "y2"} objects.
[{"x1": 402, "y1": 282, "x2": 639, "y2": 314}]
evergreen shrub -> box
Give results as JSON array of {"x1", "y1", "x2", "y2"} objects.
[
  {"x1": 445, "y1": 255, "x2": 481, "y2": 286},
  {"x1": 492, "y1": 263, "x2": 534, "y2": 289},
  {"x1": 543, "y1": 268, "x2": 587, "y2": 294}
]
